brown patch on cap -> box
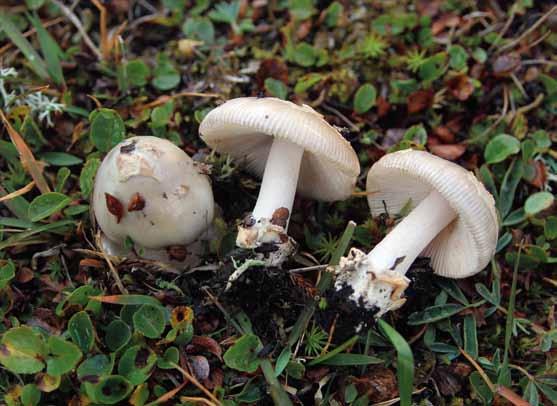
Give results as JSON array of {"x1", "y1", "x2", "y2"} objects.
[
  {"x1": 127, "y1": 193, "x2": 146, "y2": 211},
  {"x1": 105, "y1": 193, "x2": 124, "y2": 223},
  {"x1": 167, "y1": 245, "x2": 188, "y2": 262},
  {"x1": 270, "y1": 207, "x2": 290, "y2": 228},
  {"x1": 120, "y1": 140, "x2": 136, "y2": 154}
]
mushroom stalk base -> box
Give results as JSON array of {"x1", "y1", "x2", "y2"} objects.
[
  {"x1": 335, "y1": 189, "x2": 457, "y2": 316},
  {"x1": 98, "y1": 233, "x2": 203, "y2": 270},
  {"x1": 236, "y1": 138, "x2": 304, "y2": 266}
]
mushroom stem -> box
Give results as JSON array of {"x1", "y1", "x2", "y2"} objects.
[
  {"x1": 366, "y1": 189, "x2": 456, "y2": 276},
  {"x1": 251, "y1": 137, "x2": 304, "y2": 226}
]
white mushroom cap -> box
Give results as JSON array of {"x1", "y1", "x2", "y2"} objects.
[
  {"x1": 199, "y1": 97, "x2": 360, "y2": 201},
  {"x1": 92, "y1": 136, "x2": 214, "y2": 250},
  {"x1": 366, "y1": 149, "x2": 499, "y2": 278}
]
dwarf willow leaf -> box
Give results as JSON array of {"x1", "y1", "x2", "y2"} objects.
[
  {"x1": 46, "y1": 336, "x2": 82, "y2": 376},
  {"x1": 68, "y1": 311, "x2": 94, "y2": 353},
  {"x1": 223, "y1": 334, "x2": 262, "y2": 372},
  {"x1": 28, "y1": 192, "x2": 71, "y2": 222},
  {"x1": 484, "y1": 134, "x2": 520, "y2": 164},
  {"x1": 133, "y1": 304, "x2": 166, "y2": 339},
  {"x1": 354, "y1": 83, "x2": 377, "y2": 114},
  {"x1": 0, "y1": 327, "x2": 47, "y2": 374},
  {"x1": 89, "y1": 109, "x2": 126, "y2": 152}
]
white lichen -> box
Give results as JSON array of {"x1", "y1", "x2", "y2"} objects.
[{"x1": 0, "y1": 66, "x2": 64, "y2": 127}]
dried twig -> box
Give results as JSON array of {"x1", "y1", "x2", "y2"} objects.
[
  {"x1": 497, "y1": 5, "x2": 557, "y2": 53},
  {"x1": 0, "y1": 109, "x2": 51, "y2": 194},
  {"x1": 0, "y1": 181, "x2": 35, "y2": 202},
  {"x1": 50, "y1": 0, "x2": 102, "y2": 59}
]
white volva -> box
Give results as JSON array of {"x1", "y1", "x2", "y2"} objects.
[{"x1": 335, "y1": 149, "x2": 499, "y2": 316}]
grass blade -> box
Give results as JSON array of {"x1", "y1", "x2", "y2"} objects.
[
  {"x1": 0, "y1": 13, "x2": 49, "y2": 80},
  {"x1": 378, "y1": 319, "x2": 414, "y2": 406},
  {"x1": 308, "y1": 335, "x2": 358, "y2": 366},
  {"x1": 0, "y1": 110, "x2": 51, "y2": 194},
  {"x1": 28, "y1": 12, "x2": 65, "y2": 86}
]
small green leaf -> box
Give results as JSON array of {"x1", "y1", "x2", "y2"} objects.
[
  {"x1": 524, "y1": 191, "x2": 554, "y2": 215},
  {"x1": 68, "y1": 311, "x2": 95, "y2": 353},
  {"x1": 28, "y1": 192, "x2": 71, "y2": 222},
  {"x1": 157, "y1": 346, "x2": 179, "y2": 369},
  {"x1": 21, "y1": 383, "x2": 41, "y2": 406},
  {"x1": 448, "y1": 45, "x2": 468, "y2": 70},
  {"x1": 79, "y1": 157, "x2": 100, "y2": 199},
  {"x1": 545, "y1": 216, "x2": 557, "y2": 240},
  {"x1": 291, "y1": 43, "x2": 317, "y2": 67},
  {"x1": 55, "y1": 167, "x2": 71, "y2": 193},
  {"x1": 90, "y1": 375, "x2": 133, "y2": 405},
  {"x1": 407, "y1": 304, "x2": 464, "y2": 325},
  {"x1": 354, "y1": 83, "x2": 377, "y2": 114},
  {"x1": 0, "y1": 326, "x2": 47, "y2": 374},
  {"x1": 133, "y1": 304, "x2": 166, "y2": 339},
  {"x1": 105, "y1": 320, "x2": 131, "y2": 352},
  {"x1": 264, "y1": 78, "x2": 288, "y2": 100},
  {"x1": 470, "y1": 371, "x2": 493, "y2": 404},
  {"x1": 0, "y1": 260, "x2": 15, "y2": 289},
  {"x1": 89, "y1": 109, "x2": 126, "y2": 152},
  {"x1": 150, "y1": 101, "x2": 175, "y2": 127},
  {"x1": 288, "y1": 0, "x2": 316, "y2": 20},
  {"x1": 152, "y1": 54, "x2": 180, "y2": 91},
  {"x1": 319, "y1": 353, "x2": 383, "y2": 366},
  {"x1": 463, "y1": 315, "x2": 478, "y2": 359},
  {"x1": 77, "y1": 354, "x2": 113, "y2": 381},
  {"x1": 126, "y1": 59, "x2": 151, "y2": 87},
  {"x1": 223, "y1": 334, "x2": 262, "y2": 372},
  {"x1": 25, "y1": 0, "x2": 45, "y2": 10},
  {"x1": 274, "y1": 347, "x2": 291, "y2": 376},
  {"x1": 41, "y1": 152, "x2": 82, "y2": 166},
  {"x1": 118, "y1": 345, "x2": 157, "y2": 384},
  {"x1": 484, "y1": 134, "x2": 520, "y2": 164},
  {"x1": 46, "y1": 336, "x2": 82, "y2": 376},
  {"x1": 182, "y1": 17, "x2": 215, "y2": 44}
]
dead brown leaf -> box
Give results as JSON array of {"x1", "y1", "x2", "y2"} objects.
[
  {"x1": 496, "y1": 385, "x2": 531, "y2": 406},
  {"x1": 429, "y1": 144, "x2": 466, "y2": 160},
  {"x1": 256, "y1": 58, "x2": 289, "y2": 89},
  {"x1": 432, "y1": 13, "x2": 460, "y2": 35},
  {"x1": 434, "y1": 126, "x2": 455, "y2": 143},
  {"x1": 492, "y1": 54, "x2": 521, "y2": 77},
  {"x1": 446, "y1": 75, "x2": 474, "y2": 101},
  {"x1": 353, "y1": 366, "x2": 398, "y2": 402},
  {"x1": 188, "y1": 336, "x2": 223, "y2": 361},
  {"x1": 407, "y1": 89, "x2": 434, "y2": 113}
]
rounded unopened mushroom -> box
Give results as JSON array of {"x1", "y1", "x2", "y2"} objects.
[
  {"x1": 92, "y1": 136, "x2": 214, "y2": 265},
  {"x1": 199, "y1": 97, "x2": 360, "y2": 265},
  {"x1": 335, "y1": 149, "x2": 498, "y2": 316}
]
